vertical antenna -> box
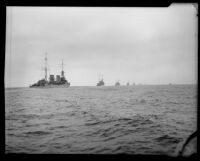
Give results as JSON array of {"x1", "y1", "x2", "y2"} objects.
[
  {"x1": 61, "y1": 59, "x2": 64, "y2": 77},
  {"x1": 45, "y1": 53, "x2": 47, "y2": 81},
  {"x1": 62, "y1": 59, "x2": 63, "y2": 72}
]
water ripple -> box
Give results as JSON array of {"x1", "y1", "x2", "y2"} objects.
[{"x1": 5, "y1": 85, "x2": 197, "y2": 154}]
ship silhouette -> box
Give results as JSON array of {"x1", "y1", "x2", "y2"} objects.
[
  {"x1": 96, "y1": 74, "x2": 104, "y2": 86},
  {"x1": 115, "y1": 80, "x2": 120, "y2": 86},
  {"x1": 30, "y1": 53, "x2": 70, "y2": 88}
]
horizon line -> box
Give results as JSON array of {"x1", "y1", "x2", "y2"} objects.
[{"x1": 5, "y1": 83, "x2": 197, "y2": 89}]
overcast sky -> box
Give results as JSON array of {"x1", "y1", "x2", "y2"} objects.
[{"x1": 5, "y1": 4, "x2": 197, "y2": 87}]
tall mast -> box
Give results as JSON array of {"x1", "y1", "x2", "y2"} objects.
[
  {"x1": 98, "y1": 73, "x2": 100, "y2": 81},
  {"x1": 62, "y1": 60, "x2": 63, "y2": 71},
  {"x1": 45, "y1": 53, "x2": 47, "y2": 81},
  {"x1": 61, "y1": 59, "x2": 64, "y2": 77}
]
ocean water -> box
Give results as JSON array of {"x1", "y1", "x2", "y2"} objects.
[{"x1": 5, "y1": 85, "x2": 197, "y2": 155}]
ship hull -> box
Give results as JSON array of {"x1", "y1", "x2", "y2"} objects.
[{"x1": 30, "y1": 84, "x2": 70, "y2": 88}]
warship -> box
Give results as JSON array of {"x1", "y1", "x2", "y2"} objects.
[
  {"x1": 96, "y1": 74, "x2": 104, "y2": 86},
  {"x1": 115, "y1": 81, "x2": 120, "y2": 86},
  {"x1": 30, "y1": 54, "x2": 70, "y2": 88}
]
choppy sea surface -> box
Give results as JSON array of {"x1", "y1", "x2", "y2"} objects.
[{"x1": 5, "y1": 85, "x2": 197, "y2": 155}]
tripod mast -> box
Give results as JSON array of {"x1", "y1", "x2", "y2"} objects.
[
  {"x1": 45, "y1": 53, "x2": 47, "y2": 81},
  {"x1": 61, "y1": 59, "x2": 64, "y2": 77}
]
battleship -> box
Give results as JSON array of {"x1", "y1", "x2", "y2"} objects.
[
  {"x1": 96, "y1": 75, "x2": 104, "y2": 86},
  {"x1": 30, "y1": 54, "x2": 70, "y2": 88},
  {"x1": 115, "y1": 81, "x2": 120, "y2": 86}
]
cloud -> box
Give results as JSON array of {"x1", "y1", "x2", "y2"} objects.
[{"x1": 5, "y1": 5, "x2": 197, "y2": 87}]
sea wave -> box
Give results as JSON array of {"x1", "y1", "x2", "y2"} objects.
[{"x1": 5, "y1": 85, "x2": 197, "y2": 154}]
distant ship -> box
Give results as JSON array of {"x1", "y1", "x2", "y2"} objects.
[
  {"x1": 126, "y1": 82, "x2": 130, "y2": 86},
  {"x1": 96, "y1": 74, "x2": 104, "y2": 86},
  {"x1": 97, "y1": 80, "x2": 104, "y2": 86},
  {"x1": 115, "y1": 81, "x2": 120, "y2": 86},
  {"x1": 30, "y1": 54, "x2": 70, "y2": 88}
]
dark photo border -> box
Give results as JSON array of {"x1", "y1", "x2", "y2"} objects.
[{"x1": 1, "y1": 0, "x2": 199, "y2": 161}]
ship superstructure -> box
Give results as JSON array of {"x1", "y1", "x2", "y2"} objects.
[
  {"x1": 30, "y1": 54, "x2": 70, "y2": 87},
  {"x1": 96, "y1": 74, "x2": 104, "y2": 86},
  {"x1": 115, "y1": 80, "x2": 120, "y2": 86}
]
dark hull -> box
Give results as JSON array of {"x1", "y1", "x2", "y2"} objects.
[{"x1": 30, "y1": 84, "x2": 70, "y2": 88}]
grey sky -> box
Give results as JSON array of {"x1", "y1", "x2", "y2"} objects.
[{"x1": 5, "y1": 4, "x2": 197, "y2": 87}]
